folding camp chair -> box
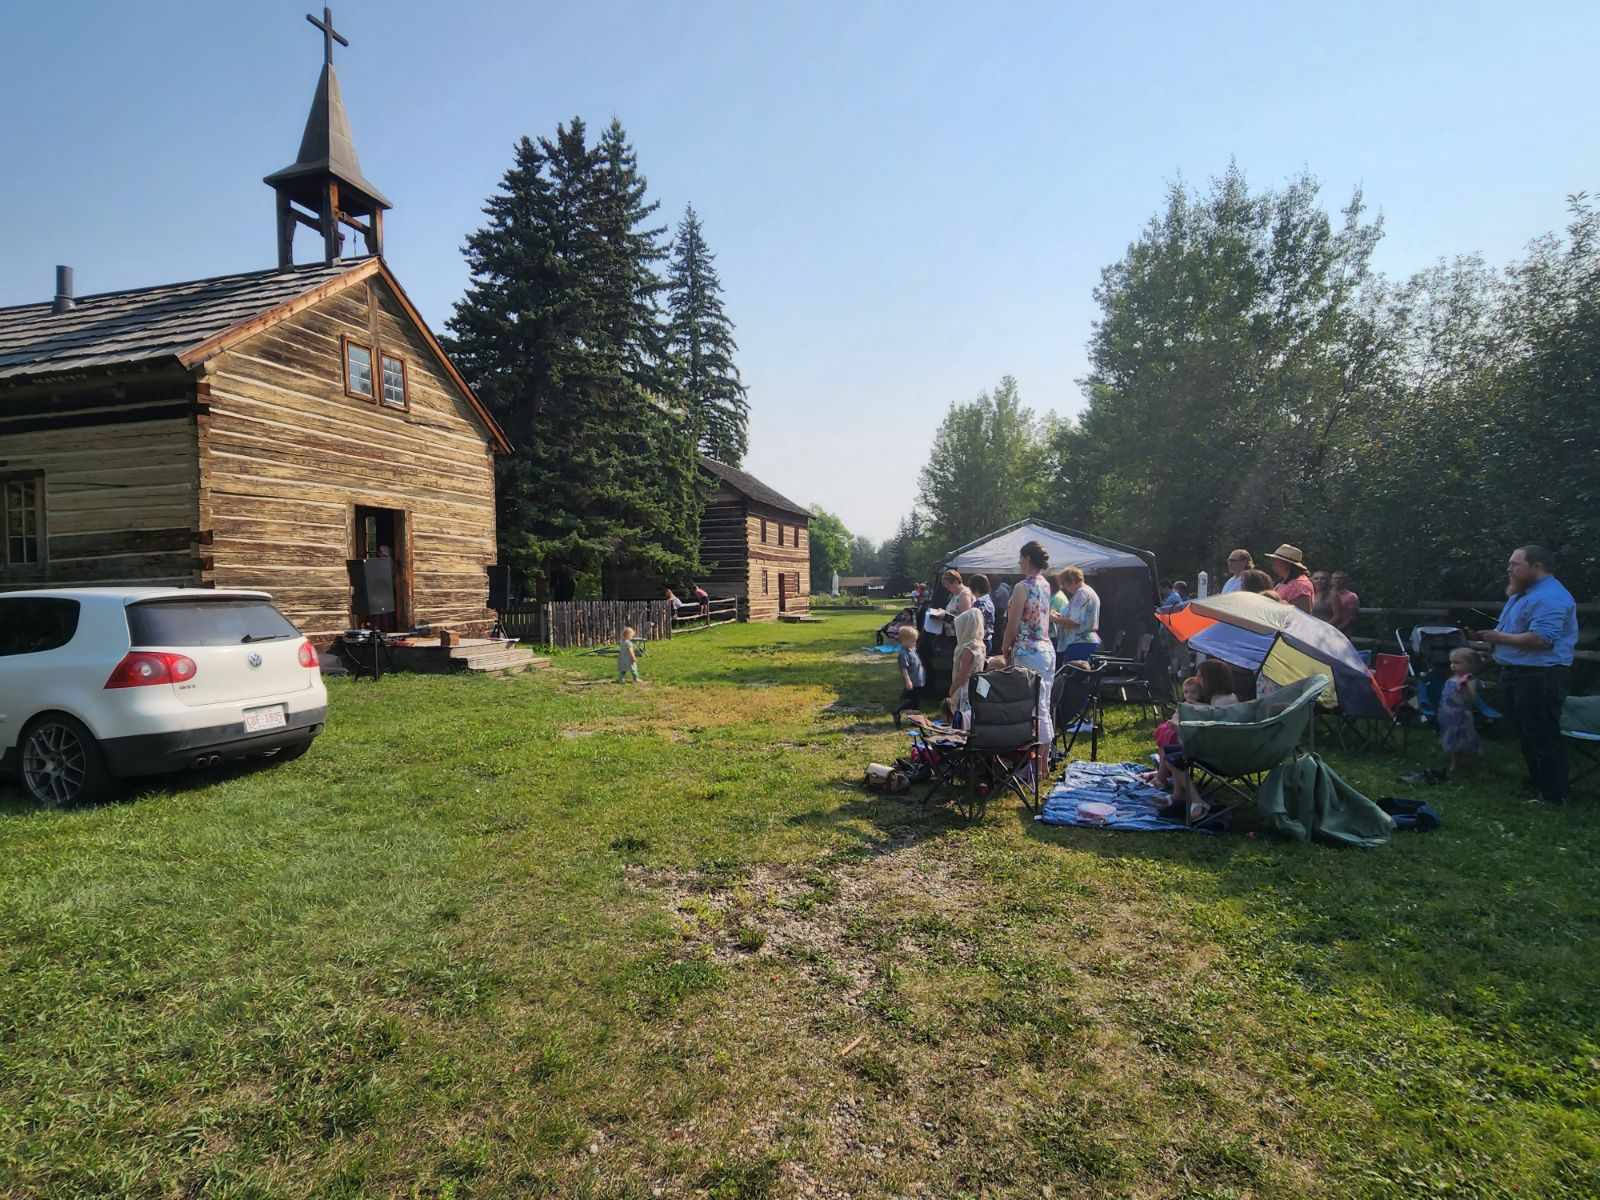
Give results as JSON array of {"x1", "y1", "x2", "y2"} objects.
[
  {"x1": 1562, "y1": 695, "x2": 1600, "y2": 796},
  {"x1": 922, "y1": 666, "x2": 1042, "y2": 821},
  {"x1": 1319, "y1": 652, "x2": 1413, "y2": 752},
  {"x1": 1094, "y1": 634, "x2": 1163, "y2": 722},
  {"x1": 1053, "y1": 659, "x2": 1107, "y2": 762},
  {"x1": 1176, "y1": 675, "x2": 1328, "y2": 829}
]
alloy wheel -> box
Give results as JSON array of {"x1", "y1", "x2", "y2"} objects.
[{"x1": 21, "y1": 722, "x2": 89, "y2": 808}]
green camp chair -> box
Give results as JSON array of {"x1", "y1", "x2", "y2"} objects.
[
  {"x1": 1562, "y1": 695, "x2": 1600, "y2": 795},
  {"x1": 1174, "y1": 674, "x2": 1330, "y2": 828}
]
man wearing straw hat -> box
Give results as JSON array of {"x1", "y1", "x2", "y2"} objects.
[{"x1": 1265, "y1": 543, "x2": 1315, "y2": 614}]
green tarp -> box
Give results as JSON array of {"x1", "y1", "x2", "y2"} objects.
[{"x1": 1258, "y1": 753, "x2": 1394, "y2": 847}]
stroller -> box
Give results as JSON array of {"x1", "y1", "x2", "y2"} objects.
[
  {"x1": 876, "y1": 605, "x2": 917, "y2": 646},
  {"x1": 920, "y1": 666, "x2": 1042, "y2": 821},
  {"x1": 1406, "y1": 625, "x2": 1501, "y2": 727}
]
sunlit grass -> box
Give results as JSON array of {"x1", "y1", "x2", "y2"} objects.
[{"x1": 1, "y1": 606, "x2": 1595, "y2": 1197}]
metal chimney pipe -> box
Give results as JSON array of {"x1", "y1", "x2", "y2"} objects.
[{"x1": 52, "y1": 265, "x2": 74, "y2": 314}]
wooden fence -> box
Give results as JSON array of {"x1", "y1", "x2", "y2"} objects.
[
  {"x1": 499, "y1": 600, "x2": 673, "y2": 649},
  {"x1": 497, "y1": 596, "x2": 737, "y2": 649}
]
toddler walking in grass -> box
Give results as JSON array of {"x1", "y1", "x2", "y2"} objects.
[{"x1": 617, "y1": 626, "x2": 641, "y2": 683}]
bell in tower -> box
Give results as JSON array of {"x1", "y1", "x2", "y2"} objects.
[{"x1": 264, "y1": 7, "x2": 391, "y2": 268}]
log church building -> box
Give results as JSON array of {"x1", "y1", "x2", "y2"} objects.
[{"x1": 0, "y1": 10, "x2": 509, "y2": 642}]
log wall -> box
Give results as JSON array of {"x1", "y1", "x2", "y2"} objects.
[
  {"x1": 698, "y1": 485, "x2": 750, "y2": 603},
  {"x1": 201, "y1": 277, "x2": 499, "y2": 641},
  {"x1": 745, "y1": 502, "x2": 810, "y2": 621},
  {"x1": 0, "y1": 380, "x2": 201, "y2": 591},
  {"x1": 692, "y1": 484, "x2": 810, "y2": 622}
]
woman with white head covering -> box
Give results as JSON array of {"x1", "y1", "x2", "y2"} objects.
[{"x1": 946, "y1": 607, "x2": 988, "y2": 729}]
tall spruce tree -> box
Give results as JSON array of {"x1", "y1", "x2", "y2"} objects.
[
  {"x1": 589, "y1": 120, "x2": 703, "y2": 591},
  {"x1": 667, "y1": 205, "x2": 749, "y2": 465},
  {"x1": 445, "y1": 118, "x2": 701, "y2": 599}
]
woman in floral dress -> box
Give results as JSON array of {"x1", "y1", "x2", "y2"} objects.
[{"x1": 1000, "y1": 539, "x2": 1057, "y2": 781}]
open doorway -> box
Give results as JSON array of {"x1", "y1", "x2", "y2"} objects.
[
  {"x1": 778, "y1": 570, "x2": 788, "y2": 614},
  {"x1": 352, "y1": 505, "x2": 409, "y2": 630}
]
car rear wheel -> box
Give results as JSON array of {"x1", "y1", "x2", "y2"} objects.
[{"x1": 20, "y1": 715, "x2": 112, "y2": 809}]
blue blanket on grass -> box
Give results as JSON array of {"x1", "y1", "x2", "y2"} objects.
[
  {"x1": 865, "y1": 643, "x2": 901, "y2": 654},
  {"x1": 1038, "y1": 760, "x2": 1210, "y2": 833}
]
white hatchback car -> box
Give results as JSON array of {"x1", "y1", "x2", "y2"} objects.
[{"x1": 0, "y1": 588, "x2": 328, "y2": 807}]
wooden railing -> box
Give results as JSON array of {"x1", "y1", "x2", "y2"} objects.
[
  {"x1": 1351, "y1": 599, "x2": 1599, "y2": 664},
  {"x1": 671, "y1": 595, "x2": 738, "y2": 633}
]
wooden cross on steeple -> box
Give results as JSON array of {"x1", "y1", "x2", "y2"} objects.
[{"x1": 306, "y1": 7, "x2": 348, "y2": 67}]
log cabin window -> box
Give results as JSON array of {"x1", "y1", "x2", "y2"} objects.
[
  {"x1": 760, "y1": 518, "x2": 767, "y2": 544},
  {"x1": 380, "y1": 353, "x2": 409, "y2": 410},
  {"x1": 762, "y1": 569, "x2": 769, "y2": 595},
  {"x1": 343, "y1": 336, "x2": 375, "y2": 399},
  {"x1": 778, "y1": 525, "x2": 786, "y2": 547},
  {"x1": 1, "y1": 473, "x2": 44, "y2": 571}
]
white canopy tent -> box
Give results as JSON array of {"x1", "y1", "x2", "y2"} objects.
[{"x1": 944, "y1": 520, "x2": 1148, "y2": 577}]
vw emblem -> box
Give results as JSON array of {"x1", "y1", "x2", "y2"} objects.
[{"x1": 247, "y1": 652, "x2": 263, "y2": 669}]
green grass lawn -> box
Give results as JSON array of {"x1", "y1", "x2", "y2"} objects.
[{"x1": 2, "y1": 607, "x2": 1597, "y2": 1198}]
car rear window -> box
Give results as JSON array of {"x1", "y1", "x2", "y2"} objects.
[
  {"x1": 127, "y1": 599, "x2": 301, "y2": 647},
  {"x1": 0, "y1": 598, "x2": 81, "y2": 656}
]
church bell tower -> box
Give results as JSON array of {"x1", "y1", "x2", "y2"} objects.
[{"x1": 264, "y1": 7, "x2": 391, "y2": 268}]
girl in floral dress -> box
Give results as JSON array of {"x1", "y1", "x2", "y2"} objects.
[{"x1": 1437, "y1": 647, "x2": 1481, "y2": 777}]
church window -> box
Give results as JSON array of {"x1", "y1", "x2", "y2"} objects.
[
  {"x1": 343, "y1": 337, "x2": 374, "y2": 399},
  {"x1": 380, "y1": 353, "x2": 408, "y2": 409}
]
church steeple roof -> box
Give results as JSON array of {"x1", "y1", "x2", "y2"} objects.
[
  {"x1": 263, "y1": 60, "x2": 391, "y2": 211},
  {"x1": 264, "y1": 8, "x2": 388, "y2": 267}
]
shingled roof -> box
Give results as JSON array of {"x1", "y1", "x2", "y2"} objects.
[
  {"x1": 0, "y1": 259, "x2": 368, "y2": 383},
  {"x1": 699, "y1": 455, "x2": 810, "y2": 519}
]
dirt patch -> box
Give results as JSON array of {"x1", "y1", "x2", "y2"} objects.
[{"x1": 627, "y1": 834, "x2": 983, "y2": 1002}]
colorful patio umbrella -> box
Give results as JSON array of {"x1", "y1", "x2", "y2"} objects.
[{"x1": 1156, "y1": 591, "x2": 1386, "y2": 716}]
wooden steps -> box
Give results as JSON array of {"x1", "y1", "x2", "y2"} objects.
[
  {"x1": 451, "y1": 645, "x2": 549, "y2": 675},
  {"x1": 384, "y1": 637, "x2": 550, "y2": 677}
]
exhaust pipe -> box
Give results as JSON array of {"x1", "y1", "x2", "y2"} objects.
[{"x1": 192, "y1": 753, "x2": 223, "y2": 769}]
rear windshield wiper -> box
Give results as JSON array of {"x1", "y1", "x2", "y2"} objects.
[{"x1": 240, "y1": 633, "x2": 291, "y2": 643}]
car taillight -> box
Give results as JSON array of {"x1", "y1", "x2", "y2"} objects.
[
  {"x1": 105, "y1": 652, "x2": 198, "y2": 689},
  {"x1": 298, "y1": 640, "x2": 319, "y2": 668}
]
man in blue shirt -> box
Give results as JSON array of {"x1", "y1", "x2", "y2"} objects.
[{"x1": 1474, "y1": 545, "x2": 1580, "y2": 805}]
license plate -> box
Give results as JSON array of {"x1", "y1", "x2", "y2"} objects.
[{"x1": 243, "y1": 705, "x2": 287, "y2": 733}]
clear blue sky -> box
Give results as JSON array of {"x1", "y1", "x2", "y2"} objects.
[{"x1": 3, "y1": 1, "x2": 1594, "y2": 541}]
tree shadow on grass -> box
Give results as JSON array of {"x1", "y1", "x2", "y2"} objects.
[
  {"x1": 1012, "y1": 744, "x2": 1600, "y2": 1055},
  {"x1": 785, "y1": 783, "x2": 976, "y2": 860}
]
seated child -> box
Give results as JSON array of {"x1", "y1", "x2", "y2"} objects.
[
  {"x1": 892, "y1": 624, "x2": 926, "y2": 728},
  {"x1": 1144, "y1": 662, "x2": 1240, "y2": 821},
  {"x1": 1146, "y1": 675, "x2": 1205, "y2": 791}
]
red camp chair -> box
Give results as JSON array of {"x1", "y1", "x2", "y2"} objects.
[{"x1": 1322, "y1": 652, "x2": 1412, "y2": 751}]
